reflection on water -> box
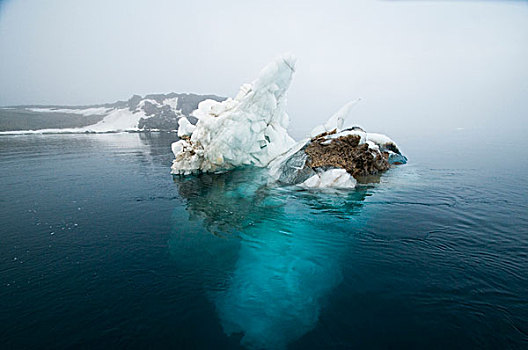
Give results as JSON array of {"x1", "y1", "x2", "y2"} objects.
[
  {"x1": 172, "y1": 169, "x2": 369, "y2": 349},
  {"x1": 137, "y1": 132, "x2": 180, "y2": 166}
]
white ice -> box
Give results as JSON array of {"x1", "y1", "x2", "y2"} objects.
[
  {"x1": 301, "y1": 169, "x2": 357, "y2": 189},
  {"x1": 170, "y1": 54, "x2": 297, "y2": 175},
  {"x1": 366, "y1": 132, "x2": 398, "y2": 149},
  {"x1": 170, "y1": 55, "x2": 404, "y2": 188},
  {"x1": 177, "y1": 116, "x2": 195, "y2": 138}
]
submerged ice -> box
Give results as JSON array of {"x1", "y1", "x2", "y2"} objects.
[
  {"x1": 171, "y1": 55, "x2": 406, "y2": 188},
  {"x1": 168, "y1": 55, "x2": 408, "y2": 349},
  {"x1": 171, "y1": 169, "x2": 369, "y2": 349}
]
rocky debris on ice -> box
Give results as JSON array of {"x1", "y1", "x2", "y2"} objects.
[
  {"x1": 170, "y1": 54, "x2": 407, "y2": 188},
  {"x1": 269, "y1": 101, "x2": 407, "y2": 189},
  {"x1": 269, "y1": 126, "x2": 406, "y2": 189}
]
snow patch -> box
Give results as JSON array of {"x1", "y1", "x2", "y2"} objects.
[
  {"x1": 0, "y1": 108, "x2": 146, "y2": 134},
  {"x1": 26, "y1": 107, "x2": 112, "y2": 116},
  {"x1": 84, "y1": 108, "x2": 146, "y2": 132},
  {"x1": 366, "y1": 133, "x2": 396, "y2": 148},
  {"x1": 163, "y1": 97, "x2": 179, "y2": 110}
]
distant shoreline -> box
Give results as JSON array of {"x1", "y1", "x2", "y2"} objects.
[{"x1": 0, "y1": 92, "x2": 225, "y2": 133}]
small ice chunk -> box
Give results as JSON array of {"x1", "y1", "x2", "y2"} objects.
[
  {"x1": 302, "y1": 174, "x2": 321, "y2": 188},
  {"x1": 301, "y1": 169, "x2": 356, "y2": 189},
  {"x1": 177, "y1": 117, "x2": 196, "y2": 137},
  {"x1": 171, "y1": 140, "x2": 184, "y2": 155}
]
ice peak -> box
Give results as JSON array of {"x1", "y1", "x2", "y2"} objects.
[
  {"x1": 310, "y1": 98, "x2": 362, "y2": 138},
  {"x1": 252, "y1": 54, "x2": 297, "y2": 98},
  {"x1": 171, "y1": 55, "x2": 297, "y2": 175}
]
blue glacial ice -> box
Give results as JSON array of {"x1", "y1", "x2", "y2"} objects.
[{"x1": 170, "y1": 169, "x2": 369, "y2": 349}]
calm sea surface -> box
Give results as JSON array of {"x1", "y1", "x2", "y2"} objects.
[{"x1": 0, "y1": 129, "x2": 527, "y2": 349}]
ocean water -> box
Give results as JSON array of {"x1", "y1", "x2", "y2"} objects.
[{"x1": 0, "y1": 130, "x2": 527, "y2": 349}]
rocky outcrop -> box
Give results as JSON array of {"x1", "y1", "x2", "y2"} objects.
[
  {"x1": 269, "y1": 127, "x2": 407, "y2": 188},
  {"x1": 306, "y1": 131, "x2": 390, "y2": 178},
  {"x1": 137, "y1": 103, "x2": 180, "y2": 130}
]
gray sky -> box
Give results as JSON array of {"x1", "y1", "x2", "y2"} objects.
[{"x1": 1, "y1": 0, "x2": 527, "y2": 137}]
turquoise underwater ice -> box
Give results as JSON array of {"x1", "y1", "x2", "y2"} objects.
[{"x1": 170, "y1": 169, "x2": 369, "y2": 349}]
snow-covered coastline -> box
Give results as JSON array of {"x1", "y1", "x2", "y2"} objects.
[
  {"x1": 0, "y1": 108, "x2": 147, "y2": 135},
  {"x1": 25, "y1": 107, "x2": 112, "y2": 116},
  {"x1": 0, "y1": 93, "x2": 225, "y2": 135}
]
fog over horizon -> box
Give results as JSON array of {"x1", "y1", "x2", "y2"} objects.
[{"x1": 1, "y1": 0, "x2": 527, "y2": 138}]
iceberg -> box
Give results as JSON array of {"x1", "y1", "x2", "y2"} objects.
[
  {"x1": 170, "y1": 54, "x2": 407, "y2": 187},
  {"x1": 170, "y1": 55, "x2": 296, "y2": 175}
]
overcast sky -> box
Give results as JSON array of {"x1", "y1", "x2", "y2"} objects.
[{"x1": 0, "y1": 0, "x2": 527, "y2": 137}]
